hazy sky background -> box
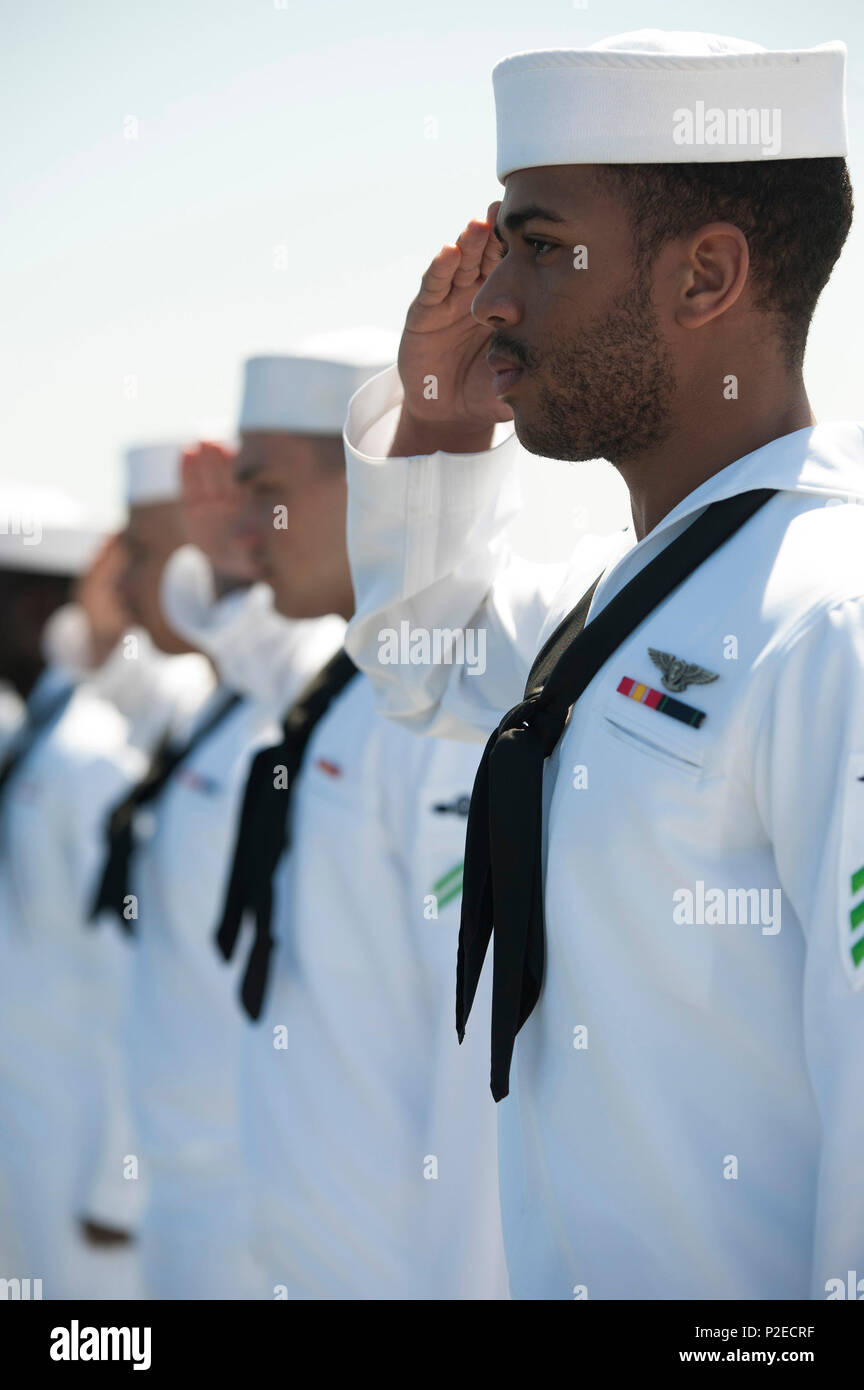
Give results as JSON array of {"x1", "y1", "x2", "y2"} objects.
[{"x1": 4, "y1": 0, "x2": 862, "y2": 557}]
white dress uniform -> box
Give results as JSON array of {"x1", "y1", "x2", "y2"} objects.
[
  {"x1": 343, "y1": 362, "x2": 864, "y2": 1299},
  {"x1": 51, "y1": 601, "x2": 219, "y2": 1292},
  {"x1": 0, "y1": 484, "x2": 154, "y2": 1300},
  {"x1": 238, "y1": 659, "x2": 509, "y2": 1300},
  {"x1": 122, "y1": 548, "x2": 344, "y2": 1299},
  {"x1": 0, "y1": 667, "x2": 147, "y2": 1298}
]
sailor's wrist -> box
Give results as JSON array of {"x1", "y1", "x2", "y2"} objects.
[{"x1": 389, "y1": 406, "x2": 496, "y2": 459}]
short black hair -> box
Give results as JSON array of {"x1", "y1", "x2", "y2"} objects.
[
  {"x1": 0, "y1": 566, "x2": 73, "y2": 598},
  {"x1": 596, "y1": 157, "x2": 853, "y2": 367}
]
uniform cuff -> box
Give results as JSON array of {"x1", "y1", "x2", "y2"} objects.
[
  {"x1": 161, "y1": 546, "x2": 270, "y2": 661},
  {"x1": 344, "y1": 364, "x2": 522, "y2": 520}
]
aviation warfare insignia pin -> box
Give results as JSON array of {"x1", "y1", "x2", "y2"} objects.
[{"x1": 648, "y1": 648, "x2": 719, "y2": 694}]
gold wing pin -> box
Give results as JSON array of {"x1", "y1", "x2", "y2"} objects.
[{"x1": 648, "y1": 648, "x2": 719, "y2": 695}]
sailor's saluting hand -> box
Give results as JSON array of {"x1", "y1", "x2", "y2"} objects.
[
  {"x1": 389, "y1": 203, "x2": 513, "y2": 459},
  {"x1": 181, "y1": 440, "x2": 257, "y2": 586},
  {"x1": 75, "y1": 532, "x2": 132, "y2": 668}
]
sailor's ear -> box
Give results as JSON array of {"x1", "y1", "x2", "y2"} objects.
[{"x1": 672, "y1": 222, "x2": 749, "y2": 331}]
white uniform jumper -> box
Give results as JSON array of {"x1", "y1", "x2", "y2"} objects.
[
  {"x1": 209, "y1": 585, "x2": 510, "y2": 1298},
  {"x1": 344, "y1": 365, "x2": 864, "y2": 1300},
  {"x1": 124, "y1": 552, "x2": 345, "y2": 1298},
  {"x1": 0, "y1": 669, "x2": 146, "y2": 1298}
]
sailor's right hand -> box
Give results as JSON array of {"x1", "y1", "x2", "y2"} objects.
[
  {"x1": 75, "y1": 532, "x2": 132, "y2": 668},
  {"x1": 389, "y1": 204, "x2": 513, "y2": 458},
  {"x1": 181, "y1": 441, "x2": 257, "y2": 584}
]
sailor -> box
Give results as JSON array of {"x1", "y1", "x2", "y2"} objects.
[
  {"x1": 103, "y1": 430, "x2": 343, "y2": 1299},
  {"x1": 0, "y1": 484, "x2": 146, "y2": 1298},
  {"x1": 199, "y1": 333, "x2": 509, "y2": 1299},
  {"x1": 49, "y1": 445, "x2": 218, "y2": 756},
  {"x1": 341, "y1": 33, "x2": 864, "y2": 1298}
]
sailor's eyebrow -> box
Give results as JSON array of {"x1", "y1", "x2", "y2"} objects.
[
  {"x1": 235, "y1": 458, "x2": 264, "y2": 482},
  {"x1": 493, "y1": 205, "x2": 567, "y2": 243}
]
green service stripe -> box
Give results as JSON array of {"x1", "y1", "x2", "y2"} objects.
[
  {"x1": 437, "y1": 879, "x2": 464, "y2": 910},
  {"x1": 851, "y1": 899, "x2": 864, "y2": 931},
  {"x1": 433, "y1": 861, "x2": 464, "y2": 895},
  {"x1": 852, "y1": 936, "x2": 864, "y2": 970},
  {"x1": 852, "y1": 865, "x2": 864, "y2": 896}
]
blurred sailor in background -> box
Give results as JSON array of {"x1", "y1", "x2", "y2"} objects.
[
  {"x1": 0, "y1": 484, "x2": 145, "y2": 1299},
  {"x1": 46, "y1": 443, "x2": 216, "y2": 755},
  {"x1": 197, "y1": 331, "x2": 510, "y2": 1299},
  {"x1": 94, "y1": 423, "x2": 341, "y2": 1300}
]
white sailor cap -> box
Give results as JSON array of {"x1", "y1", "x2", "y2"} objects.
[
  {"x1": 238, "y1": 327, "x2": 398, "y2": 435},
  {"x1": 0, "y1": 483, "x2": 103, "y2": 576},
  {"x1": 124, "y1": 441, "x2": 187, "y2": 507},
  {"x1": 493, "y1": 30, "x2": 848, "y2": 179}
]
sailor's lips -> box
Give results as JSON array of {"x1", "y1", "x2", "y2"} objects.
[{"x1": 487, "y1": 353, "x2": 525, "y2": 397}]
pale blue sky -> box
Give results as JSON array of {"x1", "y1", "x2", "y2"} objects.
[{"x1": 3, "y1": 0, "x2": 862, "y2": 553}]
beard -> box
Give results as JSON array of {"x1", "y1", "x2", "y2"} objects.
[{"x1": 502, "y1": 272, "x2": 678, "y2": 465}]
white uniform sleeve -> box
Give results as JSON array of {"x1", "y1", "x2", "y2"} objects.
[
  {"x1": 42, "y1": 602, "x2": 215, "y2": 753},
  {"x1": 344, "y1": 366, "x2": 574, "y2": 742},
  {"x1": 78, "y1": 927, "x2": 142, "y2": 1233},
  {"x1": 60, "y1": 735, "x2": 147, "y2": 1231},
  {"x1": 752, "y1": 595, "x2": 864, "y2": 1298},
  {"x1": 161, "y1": 545, "x2": 345, "y2": 716},
  {"x1": 380, "y1": 732, "x2": 509, "y2": 1297}
]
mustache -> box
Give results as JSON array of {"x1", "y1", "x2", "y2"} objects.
[{"x1": 488, "y1": 332, "x2": 540, "y2": 372}]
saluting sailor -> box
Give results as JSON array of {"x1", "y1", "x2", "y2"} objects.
[
  {"x1": 198, "y1": 332, "x2": 510, "y2": 1299},
  {"x1": 53, "y1": 444, "x2": 220, "y2": 758},
  {"x1": 342, "y1": 32, "x2": 864, "y2": 1299},
  {"x1": 0, "y1": 485, "x2": 146, "y2": 1299},
  {"x1": 97, "y1": 430, "x2": 343, "y2": 1301}
]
